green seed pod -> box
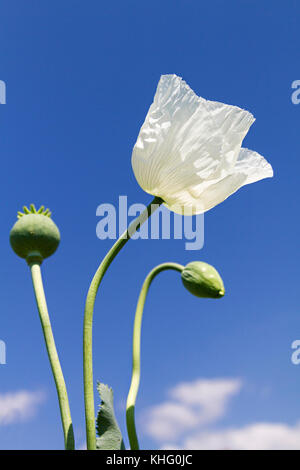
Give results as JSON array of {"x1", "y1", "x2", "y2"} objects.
[
  {"x1": 181, "y1": 261, "x2": 225, "y2": 299},
  {"x1": 10, "y1": 204, "x2": 60, "y2": 264}
]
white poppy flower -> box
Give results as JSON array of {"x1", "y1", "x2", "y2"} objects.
[{"x1": 131, "y1": 74, "x2": 273, "y2": 215}]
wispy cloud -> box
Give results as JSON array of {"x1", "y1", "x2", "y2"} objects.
[
  {"x1": 170, "y1": 378, "x2": 242, "y2": 426},
  {"x1": 141, "y1": 377, "x2": 300, "y2": 450},
  {"x1": 0, "y1": 390, "x2": 45, "y2": 425},
  {"x1": 141, "y1": 378, "x2": 242, "y2": 441},
  {"x1": 178, "y1": 422, "x2": 300, "y2": 450}
]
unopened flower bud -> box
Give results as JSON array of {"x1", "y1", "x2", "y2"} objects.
[
  {"x1": 181, "y1": 261, "x2": 225, "y2": 299},
  {"x1": 10, "y1": 204, "x2": 60, "y2": 265}
]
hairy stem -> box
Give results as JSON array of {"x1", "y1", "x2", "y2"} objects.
[
  {"x1": 126, "y1": 262, "x2": 184, "y2": 450},
  {"x1": 83, "y1": 196, "x2": 163, "y2": 450},
  {"x1": 30, "y1": 262, "x2": 75, "y2": 450}
]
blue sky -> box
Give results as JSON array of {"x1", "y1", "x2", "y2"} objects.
[{"x1": 0, "y1": 0, "x2": 299, "y2": 449}]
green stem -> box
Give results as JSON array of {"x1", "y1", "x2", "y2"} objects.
[
  {"x1": 126, "y1": 262, "x2": 184, "y2": 450},
  {"x1": 83, "y1": 196, "x2": 163, "y2": 450},
  {"x1": 30, "y1": 262, "x2": 75, "y2": 450}
]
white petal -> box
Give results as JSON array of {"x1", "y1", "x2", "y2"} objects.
[
  {"x1": 175, "y1": 148, "x2": 273, "y2": 214},
  {"x1": 234, "y1": 147, "x2": 274, "y2": 185},
  {"x1": 132, "y1": 74, "x2": 256, "y2": 213}
]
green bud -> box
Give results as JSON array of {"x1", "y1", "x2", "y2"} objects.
[
  {"x1": 181, "y1": 261, "x2": 225, "y2": 299},
  {"x1": 10, "y1": 205, "x2": 60, "y2": 265}
]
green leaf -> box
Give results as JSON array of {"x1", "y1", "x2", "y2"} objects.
[{"x1": 96, "y1": 382, "x2": 125, "y2": 450}]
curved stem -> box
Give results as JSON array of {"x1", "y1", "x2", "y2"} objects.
[
  {"x1": 126, "y1": 262, "x2": 184, "y2": 450},
  {"x1": 83, "y1": 196, "x2": 163, "y2": 450},
  {"x1": 29, "y1": 263, "x2": 75, "y2": 450}
]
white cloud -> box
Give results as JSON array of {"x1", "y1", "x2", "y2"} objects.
[
  {"x1": 170, "y1": 378, "x2": 242, "y2": 426},
  {"x1": 142, "y1": 378, "x2": 242, "y2": 441},
  {"x1": 141, "y1": 377, "x2": 300, "y2": 450},
  {"x1": 0, "y1": 390, "x2": 45, "y2": 425},
  {"x1": 182, "y1": 422, "x2": 300, "y2": 450},
  {"x1": 142, "y1": 402, "x2": 198, "y2": 441}
]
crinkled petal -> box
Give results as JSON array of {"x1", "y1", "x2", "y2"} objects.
[
  {"x1": 132, "y1": 74, "x2": 255, "y2": 211},
  {"x1": 163, "y1": 148, "x2": 273, "y2": 215},
  {"x1": 234, "y1": 147, "x2": 274, "y2": 185}
]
